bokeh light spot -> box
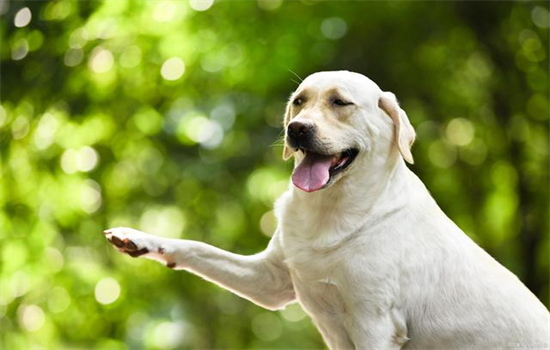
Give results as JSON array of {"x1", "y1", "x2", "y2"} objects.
[
  {"x1": 95, "y1": 277, "x2": 121, "y2": 305},
  {"x1": 247, "y1": 168, "x2": 286, "y2": 204},
  {"x1": 44, "y1": 1, "x2": 72, "y2": 21},
  {"x1": 151, "y1": 321, "x2": 187, "y2": 349},
  {"x1": 133, "y1": 108, "x2": 164, "y2": 135},
  {"x1": 428, "y1": 140, "x2": 457, "y2": 168},
  {"x1": 11, "y1": 271, "x2": 31, "y2": 298},
  {"x1": 69, "y1": 27, "x2": 89, "y2": 49},
  {"x1": 179, "y1": 115, "x2": 224, "y2": 148},
  {"x1": 61, "y1": 149, "x2": 79, "y2": 174},
  {"x1": 64, "y1": 49, "x2": 84, "y2": 67},
  {"x1": 2, "y1": 241, "x2": 28, "y2": 275},
  {"x1": 445, "y1": 118, "x2": 475, "y2": 146},
  {"x1": 189, "y1": 0, "x2": 214, "y2": 12},
  {"x1": 251, "y1": 312, "x2": 283, "y2": 341},
  {"x1": 45, "y1": 248, "x2": 65, "y2": 273},
  {"x1": 27, "y1": 30, "x2": 44, "y2": 51},
  {"x1": 77, "y1": 146, "x2": 99, "y2": 172},
  {"x1": 280, "y1": 303, "x2": 307, "y2": 322},
  {"x1": 14, "y1": 7, "x2": 32, "y2": 28},
  {"x1": 94, "y1": 18, "x2": 118, "y2": 40},
  {"x1": 200, "y1": 121, "x2": 224, "y2": 149},
  {"x1": 11, "y1": 39, "x2": 29, "y2": 61},
  {"x1": 526, "y1": 93, "x2": 549, "y2": 121},
  {"x1": 126, "y1": 312, "x2": 149, "y2": 342},
  {"x1": 532, "y1": 6, "x2": 550, "y2": 28},
  {"x1": 11, "y1": 116, "x2": 30, "y2": 140},
  {"x1": 201, "y1": 53, "x2": 226, "y2": 72},
  {"x1": 257, "y1": 0, "x2": 283, "y2": 11},
  {"x1": 260, "y1": 210, "x2": 277, "y2": 237},
  {"x1": 320, "y1": 17, "x2": 347, "y2": 40},
  {"x1": 210, "y1": 103, "x2": 236, "y2": 130},
  {"x1": 153, "y1": 1, "x2": 180, "y2": 22},
  {"x1": 80, "y1": 179, "x2": 102, "y2": 214},
  {"x1": 161, "y1": 57, "x2": 185, "y2": 81},
  {"x1": 61, "y1": 147, "x2": 99, "y2": 174},
  {"x1": 491, "y1": 161, "x2": 518, "y2": 190},
  {"x1": 139, "y1": 206, "x2": 186, "y2": 238},
  {"x1": 120, "y1": 45, "x2": 142, "y2": 68},
  {"x1": 17, "y1": 305, "x2": 45, "y2": 332},
  {"x1": 0, "y1": 1, "x2": 6, "y2": 15},
  {"x1": 48, "y1": 287, "x2": 71, "y2": 313},
  {"x1": 459, "y1": 139, "x2": 487, "y2": 165},
  {"x1": 88, "y1": 46, "x2": 114, "y2": 73},
  {"x1": 0, "y1": 285, "x2": 14, "y2": 307}
]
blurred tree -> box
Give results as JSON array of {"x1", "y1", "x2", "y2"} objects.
[{"x1": 1, "y1": 1, "x2": 548, "y2": 349}]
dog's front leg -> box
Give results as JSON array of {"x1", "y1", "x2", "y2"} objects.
[
  {"x1": 349, "y1": 307, "x2": 409, "y2": 350},
  {"x1": 103, "y1": 227, "x2": 295, "y2": 310}
]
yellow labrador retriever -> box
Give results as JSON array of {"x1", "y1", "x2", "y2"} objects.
[{"x1": 104, "y1": 71, "x2": 549, "y2": 349}]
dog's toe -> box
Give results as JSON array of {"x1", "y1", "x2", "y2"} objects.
[
  {"x1": 128, "y1": 247, "x2": 149, "y2": 257},
  {"x1": 124, "y1": 239, "x2": 138, "y2": 251},
  {"x1": 109, "y1": 235, "x2": 125, "y2": 248}
]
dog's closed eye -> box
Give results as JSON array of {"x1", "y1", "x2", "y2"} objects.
[{"x1": 332, "y1": 99, "x2": 353, "y2": 106}]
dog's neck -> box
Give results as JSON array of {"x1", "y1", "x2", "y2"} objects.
[{"x1": 283, "y1": 154, "x2": 418, "y2": 248}]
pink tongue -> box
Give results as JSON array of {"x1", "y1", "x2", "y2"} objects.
[{"x1": 292, "y1": 152, "x2": 333, "y2": 192}]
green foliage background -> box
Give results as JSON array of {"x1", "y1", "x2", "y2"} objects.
[{"x1": 1, "y1": 1, "x2": 548, "y2": 349}]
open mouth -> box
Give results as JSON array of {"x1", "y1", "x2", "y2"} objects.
[
  {"x1": 327, "y1": 148, "x2": 359, "y2": 177},
  {"x1": 292, "y1": 148, "x2": 359, "y2": 193}
]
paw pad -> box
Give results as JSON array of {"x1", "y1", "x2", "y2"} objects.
[
  {"x1": 104, "y1": 231, "x2": 149, "y2": 257},
  {"x1": 109, "y1": 235, "x2": 125, "y2": 248}
]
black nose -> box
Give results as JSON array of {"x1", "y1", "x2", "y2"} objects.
[{"x1": 287, "y1": 121, "x2": 314, "y2": 144}]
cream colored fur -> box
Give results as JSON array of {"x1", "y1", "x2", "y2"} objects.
[{"x1": 105, "y1": 71, "x2": 549, "y2": 350}]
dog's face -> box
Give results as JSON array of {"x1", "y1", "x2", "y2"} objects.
[{"x1": 283, "y1": 71, "x2": 415, "y2": 193}]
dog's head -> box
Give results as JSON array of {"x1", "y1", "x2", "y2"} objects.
[{"x1": 283, "y1": 71, "x2": 415, "y2": 193}]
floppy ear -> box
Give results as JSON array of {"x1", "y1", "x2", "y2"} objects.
[
  {"x1": 282, "y1": 99, "x2": 293, "y2": 160},
  {"x1": 378, "y1": 92, "x2": 416, "y2": 164}
]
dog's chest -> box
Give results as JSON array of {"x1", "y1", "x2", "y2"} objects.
[
  {"x1": 283, "y1": 239, "x2": 349, "y2": 317},
  {"x1": 277, "y1": 192, "x2": 361, "y2": 317}
]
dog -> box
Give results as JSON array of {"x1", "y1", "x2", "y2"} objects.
[{"x1": 104, "y1": 71, "x2": 549, "y2": 349}]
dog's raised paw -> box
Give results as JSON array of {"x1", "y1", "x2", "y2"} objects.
[{"x1": 104, "y1": 227, "x2": 151, "y2": 258}]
